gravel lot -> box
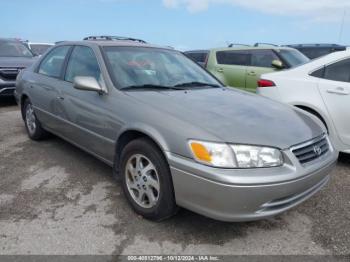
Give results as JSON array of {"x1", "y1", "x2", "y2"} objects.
[{"x1": 0, "y1": 97, "x2": 349, "y2": 256}]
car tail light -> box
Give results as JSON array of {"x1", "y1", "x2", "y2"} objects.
[{"x1": 258, "y1": 79, "x2": 275, "y2": 87}]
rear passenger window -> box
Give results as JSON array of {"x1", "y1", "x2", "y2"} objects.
[
  {"x1": 324, "y1": 59, "x2": 350, "y2": 82},
  {"x1": 310, "y1": 67, "x2": 325, "y2": 78},
  {"x1": 38, "y1": 46, "x2": 71, "y2": 78},
  {"x1": 64, "y1": 46, "x2": 101, "y2": 83},
  {"x1": 216, "y1": 51, "x2": 249, "y2": 66},
  {"x1": 251, "y1": 50, "x2": 279, "y2": 68}
]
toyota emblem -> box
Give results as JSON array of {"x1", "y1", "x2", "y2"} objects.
[{"x1": 313, "y1": 145, "x2": 322, "y2": 156}]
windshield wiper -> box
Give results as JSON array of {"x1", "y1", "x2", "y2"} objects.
[
  {"x1": 121, "y1": 84, "x2": 183, "y2": 91},
  {"x1": 173, "y1": 81, "x2": 221, "y2": 88}
]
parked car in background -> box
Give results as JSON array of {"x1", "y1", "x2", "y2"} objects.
[
  {"x1": 16, "y1": 38, "x2": 337, "y2": 222},
  {"x1": 184, "y1": 50, "x2": 209, "y2": 67},
  {"x1": 257, "y1": 50, "x2": 350, "y2": 153},
  {"x1": 23, "y1": 42, "x2": 54, "y2": 56},
  {"x1": 285, "y1": 44, "x2": 346, "y2": 60},
  {"x1": 186, "y1": 46, "x2": 309, "y2": 92},
  {"x1": 0, "y1": 38, "x2": 36, "y2": 97}
]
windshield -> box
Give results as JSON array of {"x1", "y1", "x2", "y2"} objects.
[
  {"x1": 277, "y1": 49, "x2": 309, "y2": 67},
  {"x1": 0, "y1": 41, "x2": 33, "y2": 57},
  {"x1": 103, "y1": 46, "x2": 221, "y2": 89}
]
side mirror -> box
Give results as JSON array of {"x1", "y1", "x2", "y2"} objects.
[
  {"x1": 271, "y1": 60, "x2": 284, "y2": 69},
  {"x1": 73, "y1": 76, "x2": 102, "y2": 93}
]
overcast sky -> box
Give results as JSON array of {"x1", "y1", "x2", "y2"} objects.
[{"x1": 1, "y1": 0, "x2": 349, "y2": 50}]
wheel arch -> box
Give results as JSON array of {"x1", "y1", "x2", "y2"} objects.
[
  {"x1": 113, "y1": 128, "x2": 169, "y2": 176},
  {"x1": 20, "y1": 93, "x2": 30, "y2": 120},
  {"x1": 293, "y1": 104, "x2": 329, "y2": 131}
]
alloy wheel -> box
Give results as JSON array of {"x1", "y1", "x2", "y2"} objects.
[
  {"x1": 25, "y1": 104, "x2": 37, "y2": 135},
  {"x1": 125, "y1": 154, "x2": 160, "y2": 209}
]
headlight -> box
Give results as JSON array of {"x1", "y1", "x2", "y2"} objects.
[
  {"x1": 189, "y1": 140, "x2": 236, "y2": 168},
  {"x1": 188, "y1": 140, "x2": 283, "y2": 168},
  {"x1": 230, "y1": 145, "x2": 283, "y2": 168}
]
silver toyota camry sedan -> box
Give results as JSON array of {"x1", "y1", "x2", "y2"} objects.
[{"x1": 15, "y1": 37, "x2": 338, "y2": 222}]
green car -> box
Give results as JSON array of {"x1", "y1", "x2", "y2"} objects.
[{"x1": 185, "y1": 46, "x2": 309, "y2": 93}]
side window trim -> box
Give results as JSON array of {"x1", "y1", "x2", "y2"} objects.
[
  {"x1": 60, "y1": 45, "x2": 74, "y2": 80},
  {"x1": 35, "y1": 45, "x2": 73, "y2": 80},
  {"x1": 246, "y1": 50, "x2": 252, "y2": 66}
]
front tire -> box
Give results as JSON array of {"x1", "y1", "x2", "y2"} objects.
[
  {"x1": 23, "y1": 100, "x2": 49, "y2": 140},
  {"x1": 120, "y1": 138, "x2": 178, "y2": 221}
]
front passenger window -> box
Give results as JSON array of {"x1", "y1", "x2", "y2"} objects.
[
  {"x1": 38, "y1": 46, "x2": 71, "y2": 78},
  {"x1": 65, "y1": 46, "x2": 101, "y2": 83},
  {"x1": 251, "y1": 50, "x2": 279, "y2": 68}
]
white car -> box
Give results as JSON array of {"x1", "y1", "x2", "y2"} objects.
[{"x1": 257, "y1": 50, "x2": 350, "y2": 153}]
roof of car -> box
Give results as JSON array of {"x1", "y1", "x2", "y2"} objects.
[
  {"x1": 0, "y1": 38, "x2": 21, "y2": 43},
  {"x1": 208, "y1": 46, "x2": 296, "y2": 52},
  {"x1": 56, "y1": 40, "x2": 174, "y2": 51},
  {"x1": 311, "y1": 49, "x2": 350, "y2": 63},
  {"x1": 279, "y1": 49, "x2": 350, "y2": 73},
  {"x1": 184, "y1": 50, "x2": 209, "y2": 53},
  {"x1": 285, "y1": 43, "x2": 346, "y2": 48},
  {"x1": 27, "y1": 42, "x2": 54, "y2": 45}
]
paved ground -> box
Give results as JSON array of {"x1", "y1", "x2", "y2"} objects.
[{"x1": 0, "y1": 97, "x2": 349, "y2": 255}]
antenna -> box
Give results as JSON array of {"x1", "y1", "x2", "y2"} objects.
[{"x1": 338, "y1": 10, "x2": 346, "y2": 43}]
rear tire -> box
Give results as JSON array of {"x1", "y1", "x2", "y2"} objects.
[
  {"x1": 23, "y1": 99, "x2": 49, "y2": 140},
  {"x1": 119, "y1": 138, "x2": 178, "y2": 221}
]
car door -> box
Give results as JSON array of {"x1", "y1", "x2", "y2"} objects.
[
  {"x1": 212, "y1": 50, "x2": 249, "y2": 89},
  {"x1": 57, "y1": 45, "x2": 116, "y2": 162},
  {"x1": 317, "y1": 58, "x2": 350, "y2": 146},
  {"x1": 245, "y1": 50, "x2": 279, "y2": 93},
  {"x1": 30, "y1": 45, "x2": 72, "y2": 130}
]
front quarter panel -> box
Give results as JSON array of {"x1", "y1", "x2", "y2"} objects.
[{"x1": 116, "y1": 92, "x2": 224, "y2": 160}]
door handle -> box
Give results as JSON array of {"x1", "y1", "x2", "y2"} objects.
[
  {"x1": 57, "y1": 96, "x2": 65, "y2": 100},
  {"x1": 326, "y1": 87, "x2": 349, "y2": 95},
  {"x1": 217, "y1": 68, "x2": 224, "y2": 73},
  {"x1": 247, "y1": 71, "x2": 256, "y2": 76}
]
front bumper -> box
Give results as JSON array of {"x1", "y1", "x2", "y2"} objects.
[
  {"x1": 167, "y1": 149, "x2": 337, "y2": 222},
  {"x1": 0, "y1": 82, "x2": 15, "y2": 97}
]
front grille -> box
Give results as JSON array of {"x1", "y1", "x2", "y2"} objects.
[
  {"x1": 0, "y1": 87, "x2": 15, "y2": 95},
  {"x1": 0, "y1": 68, "x2": 22, "y2": 81},
  {"x1": 292, "y1": 135, "x2": 329, "y2": 165}
]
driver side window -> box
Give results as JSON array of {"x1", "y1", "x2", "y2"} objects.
[{"x1": 64, "y1": 46, "x2": 101, "y2": 83}]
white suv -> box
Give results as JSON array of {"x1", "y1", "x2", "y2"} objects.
[{"x1": 257, "y1": 50, "x2": 350, "y2": 153}]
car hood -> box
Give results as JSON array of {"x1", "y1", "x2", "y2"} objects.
[
  {"x1": 126, "y1": 88, "x2": 324, "y2": 149},
  {"x1": 0, "y1": 57, "x2": 36, "y2": 68}
]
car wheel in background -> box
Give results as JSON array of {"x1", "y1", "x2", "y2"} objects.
[{"x1": 120, "y1": 138, "x2": 178, "y2": 221}]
